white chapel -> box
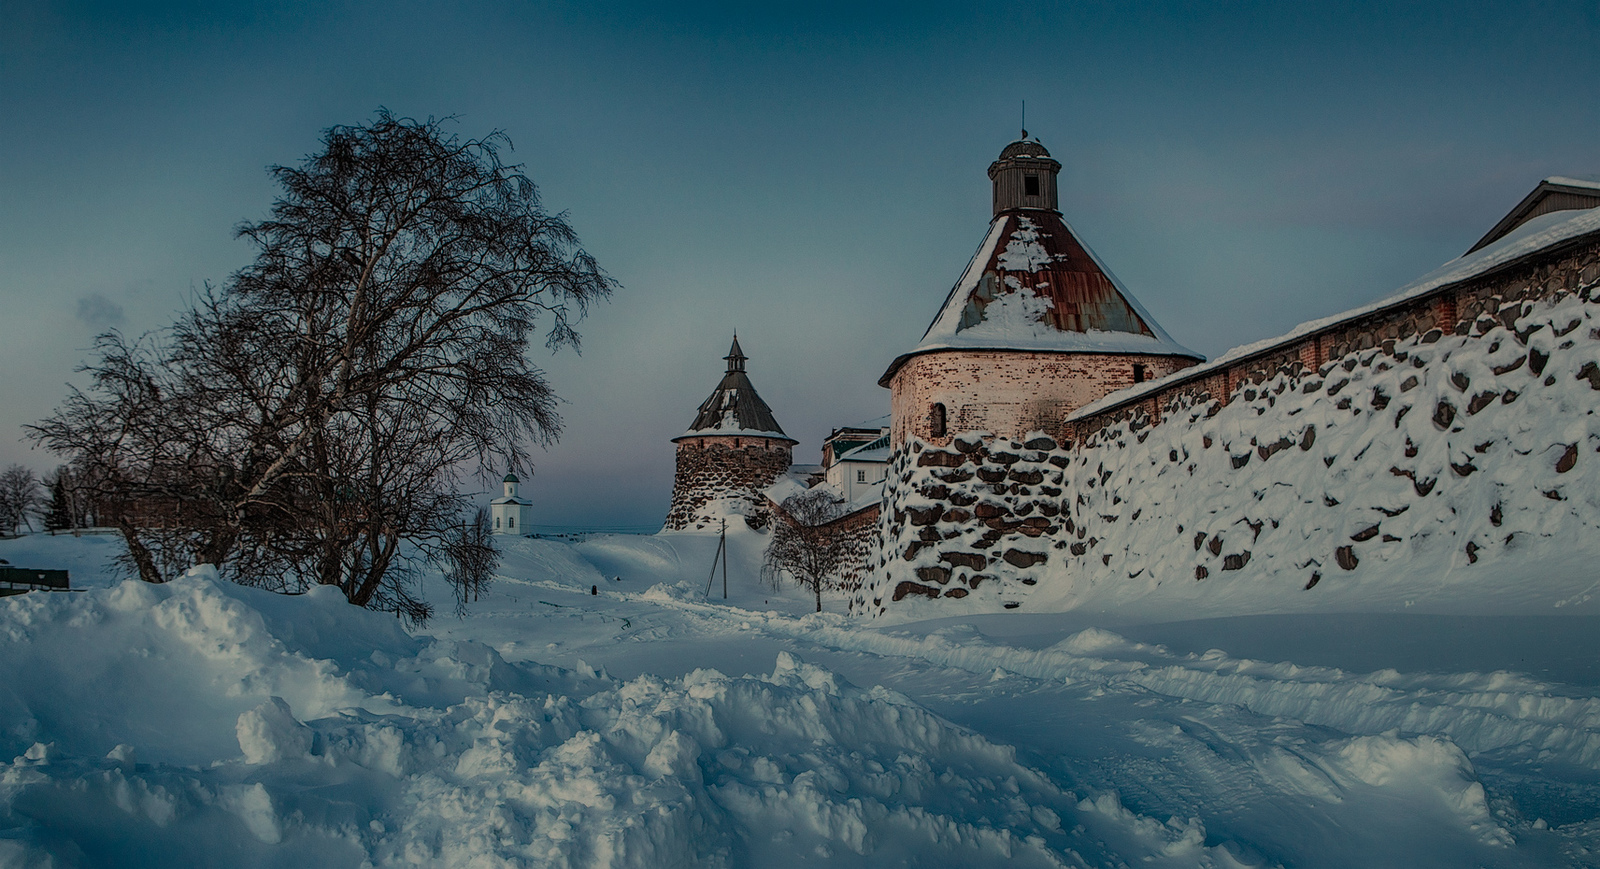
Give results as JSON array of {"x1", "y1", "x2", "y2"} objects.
[{"x1": 490, "y1": 473, "x2": 533, "y2": 536}]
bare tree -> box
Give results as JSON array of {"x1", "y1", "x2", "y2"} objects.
[
  {"x1": 762, "y1": 488, "x2": 851, "y2": 613},
  {"x1": 0, "y1": 465, "x2": 44, "y2": 535},
  {"x1": 30, "y1": 110, "x2": 615, "y2": 622}
]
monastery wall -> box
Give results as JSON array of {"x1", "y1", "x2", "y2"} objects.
[
  {"x1": 1065, "y1": 235, "x2": 1600, "y2": 446},
  {"x1": 666, "y1": 436, "x2": 793, "y2": 532},
  {"x1": 859, "y1": 231, "x2": 1600, "y2": 617}
]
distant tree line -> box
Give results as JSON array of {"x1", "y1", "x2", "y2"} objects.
[{"x1": 28, "y1": 110, "x2": 615, "y2": 623}]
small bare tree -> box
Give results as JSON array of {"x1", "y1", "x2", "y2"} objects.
[
  {"x1": 762, "y1": 488, "x2": 850, "y2": 613},
  {"x1": 0, "y1": 465, "x2": 43, "y2": 535}
]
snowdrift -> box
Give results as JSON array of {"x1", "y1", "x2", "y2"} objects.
[{"x1": 0, "y1": 572, "x2": 1254, "y2": 867}]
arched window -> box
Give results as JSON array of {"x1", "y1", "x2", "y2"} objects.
[
  {"x1": 494, "y1": 516, "x2": 501, "y2": 529},
  {"x1": 508, "y1": 516, "x2": 515, "y2": 529},
  {"x1": 930, "y1": 403, "x2": 947, "y2": 438}
]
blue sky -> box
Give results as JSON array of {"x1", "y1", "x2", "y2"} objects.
[{"x1": 3, "y1": 1, "x2": 1597, "y2": 527}]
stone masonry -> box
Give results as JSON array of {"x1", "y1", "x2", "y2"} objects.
[
  {"x1": 859, "y1": 229, "x2": 1600, "y2": 615},
  {"x1": 665, "y1": 435, "x2": 794, "y2": 531}
]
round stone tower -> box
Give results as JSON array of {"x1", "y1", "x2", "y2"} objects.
[
  {"x1": 664, "y1": 337, "x2": 797, "y2": 531},
  {"x1": 879, "y1": 135, "x2": 1204, "y2": 448}
]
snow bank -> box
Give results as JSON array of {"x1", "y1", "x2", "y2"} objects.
[{"x1": 0, "y1": 574, "x2": 1253, "y2": 867}]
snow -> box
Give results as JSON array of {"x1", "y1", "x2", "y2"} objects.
[
  {"x1": 908, "y1": 215, "x2": 1201, "y2": 361},
  {"x1": 1073, "y1": 204, "x2": 1600, "y2": 420},
  {"x1": 4, "y1": 524, "x2": 1600, "y2": 866}
]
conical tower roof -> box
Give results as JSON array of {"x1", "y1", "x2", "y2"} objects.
[
  {"x1": 674, "y1": 337, "x2": 797, "y2": 444},
  {"x1": 881, "y1": 138, "x2": 1200, "y2": 385}
]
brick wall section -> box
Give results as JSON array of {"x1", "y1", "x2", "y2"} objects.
[
  {"x1": 665, "y1": 435, "x2": 794, "y2": 531},
  {"x1": 889, "y1": 351, "x2": 1197, "y2": 449},
  {"x1": 1065, "y1": 234, "x2": 1600, "y2": 446}
]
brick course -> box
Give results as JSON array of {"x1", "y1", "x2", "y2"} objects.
[{"x1": 889, "y1": 351, "x2": 1196, "y2": 449}]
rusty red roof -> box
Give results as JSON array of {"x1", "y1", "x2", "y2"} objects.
[{"x1": 881, "y1": 139, "x2": 1201, "y2": 386}]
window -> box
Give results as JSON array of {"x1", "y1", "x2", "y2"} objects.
[
  {"x1": 508, "y1": 516, "x2": 515, "y2": 529},
  {"x1": 857, "y1": 469, "x2": 867, "y2": 483},
  {"x1": 733, "y1": 438, "x2": 741, "y2": 448},
  {"x1": 1024, "y1": 174, "x2": 1040, "y2": 197},
  {"x1": 494, "y1": 516, "x2": 501, "y2": 529},
  {"x1": 1133, "y1": 363, "x2": 1147, "y2": 383},
  {"x1": 930, "y1": 403, "x2": 947, "y2": 438}
]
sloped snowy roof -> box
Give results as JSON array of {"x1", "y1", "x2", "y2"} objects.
[
  {"x1": 675, "y1": 338, "x2": 796, "y2": 443},
  {"x1": 1070, "y1": 203, "x2": 1600, "y2": 421},
  {"x1": 1469, "y1": 176, "x2": 1600, "y2": 253},
  {"x1": 880, "y1": 211, "x2": 1200, "y2": 386},
  {"x1": 837, "y1": 432, "x2": 891, "y2": 464}
]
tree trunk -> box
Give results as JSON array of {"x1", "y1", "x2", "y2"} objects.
[{"x1": 116, "y1": 517, "x2": 164, "y2": 584}]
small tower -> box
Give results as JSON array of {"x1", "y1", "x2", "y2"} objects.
[
  {"x1": 879, "y1": 135, "x2": 1203, "y2": 448},
  {"x1": 665, "y1": 337, "x2": 798, "y2": 531},
  {"x1": 490, "y1": 473, "x2": 533, "y2": 535}
]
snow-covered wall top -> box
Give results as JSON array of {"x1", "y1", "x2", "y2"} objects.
[{"x1": 1072, "y1": 206, "x2": 1600, "y2": 422}]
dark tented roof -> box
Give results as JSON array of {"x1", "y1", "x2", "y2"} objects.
[{"x1": 675, "y1": 338, "x2": 796, "y2": 443}]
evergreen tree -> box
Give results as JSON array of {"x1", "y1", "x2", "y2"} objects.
[{"x1": 43, "y1": 469, "x2": 73, "y2": 533}]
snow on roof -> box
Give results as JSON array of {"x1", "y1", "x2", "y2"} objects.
[
  {"x1": 676, "y1": 339, "x2": 796, "y2": 443},
  {"x1": 1070, "y1": 204, "x2": 1600, "y2": 421},
  {"x1": 837, "y1": 432, "x2": 891, "y2": 464},
  {"x1": 882, "y1": 212, "x2": 1200, "y2": 385},
  {"x1": 1547, "y1": 176, "x2": 1600, "y2": 190}
]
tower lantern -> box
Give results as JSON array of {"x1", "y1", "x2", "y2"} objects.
[{"x1": 988, "y1": 136, "x2": 1062, "y2": 216}]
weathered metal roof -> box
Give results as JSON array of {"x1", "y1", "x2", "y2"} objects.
[
  {"x1": 880, "y1": 209, "x2": 1200, "y2": 385},
  {"x1": 998, "y1": 138, "x2": 1052, "y2": 160},
  {"x1": 880, "y1": 138, "x2": 1200, "y2": 386},
  {"x1": 675, "y1": 337, "x2": 797, "y2": 443}
]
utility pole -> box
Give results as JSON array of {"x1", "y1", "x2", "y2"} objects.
[{"x1": 705, "y1": 518, "x2": 729, "y2": 599}]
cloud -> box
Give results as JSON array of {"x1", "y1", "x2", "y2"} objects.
[{"x1": 75, "y1": 293, "x2": 125, "y2": 327}]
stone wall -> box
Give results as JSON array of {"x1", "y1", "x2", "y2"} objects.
[
  {"x1": 1065, "y1": 234, "x2": 1600, "y2": 446},
  {"x1": 888, "y1": 351, "x2": 1196, "y2": 449},
  {"x1": 665, "y1": 435, "x2": 794, "y2": 531},
  {"x1": 859, "y1": 228, "x2": 1600, "y2": 616},
  {"x1": 856, "y1": 432, "x2": 1072, "y2": 614}
]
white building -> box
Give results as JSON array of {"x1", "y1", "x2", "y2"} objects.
[
  {"x1": 823, "y1": 416, "x2": 891, "y2": 504},
  {"x1": 490, "y1": 473, "x2": 533, "y2": 536}
]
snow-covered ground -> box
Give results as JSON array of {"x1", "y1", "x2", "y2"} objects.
[{"x1": 4, "y1": 528, "x2": 1599, "y2": 867}]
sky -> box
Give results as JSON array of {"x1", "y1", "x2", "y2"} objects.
[{"x1": 2, "y1": 1, "x2": 1597, "y2": 529}]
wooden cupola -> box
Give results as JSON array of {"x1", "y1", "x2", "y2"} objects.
[{"x1": 989, "y1": 135, "x2": 1062, "y2": 216}]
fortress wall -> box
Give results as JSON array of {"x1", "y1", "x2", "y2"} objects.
[{"x1": 859, "y1": 231, "x2": 1600, "y2": 617}]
